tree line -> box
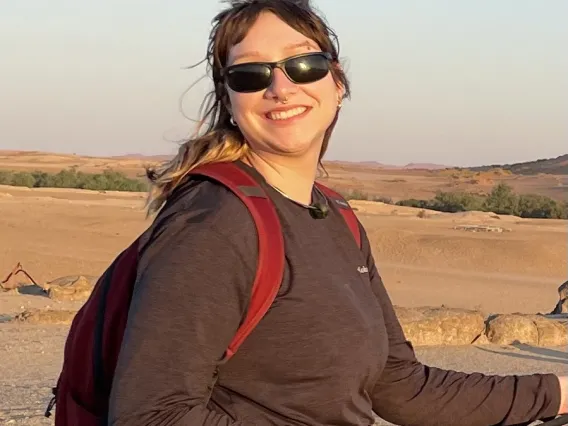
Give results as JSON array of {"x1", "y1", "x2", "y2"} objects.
[
  {"x1": 1, "y1": 169, "x2": 566, "y2": 219},
  {"x1": 0, "y1": 168, "x2": 147, "y2": 192},
  {"x1": 341, "y1": 183, "x2": 567, "y2": 219}
]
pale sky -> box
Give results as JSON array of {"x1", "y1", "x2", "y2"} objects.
[{"x1": 1, "y1": 1, "x2": 566, "y2": 167}]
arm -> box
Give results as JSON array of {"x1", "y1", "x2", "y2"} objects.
[
  {"x1": 108, "y1": 197, "x2": 257, "y2": 425},
  {"x1": 360, "y1": 227, "x2": 562, "y2": 426}
]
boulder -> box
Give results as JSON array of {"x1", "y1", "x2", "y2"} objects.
[
  {"x1": 395, "y1": 306, "x2": 485, "y2": 346},
  {"x1": 550, "y1": 280, "x2": 568, "y2": 314},
  {"x1": 45, "y1": 275, "x2": 97, "y2": 301},
  {"x1": 485, "y1": 313, "x2": 568, "y2": 347}
]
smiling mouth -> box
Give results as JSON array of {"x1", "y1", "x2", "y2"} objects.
[{"x1": 266, "y1": 106, "x2": 309, "y2": 121}]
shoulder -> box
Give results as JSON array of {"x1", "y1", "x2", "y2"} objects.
[
  {"x1": 316, "y1": 181, "x2": 368, "y2": 250},
  {"x1": 138, "y1": 176, "x2": 259, "y2": 261},
  {"x1": 163, "y1": 176, "x2": 253, "y2": 226}
]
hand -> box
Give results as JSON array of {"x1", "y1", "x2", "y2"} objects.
[{"x1": 559, "y1": 375, "x2": 568, "y2": 414}]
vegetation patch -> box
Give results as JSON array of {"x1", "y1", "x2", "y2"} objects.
[
  {"x1": 0, "y1": 168, "x2": 147, "y2": 192},
  {"x1": 340, "y1": 183, "x2": 567, "y2": 219},
  {"x1": 396, "y1": 183, "x2": 567, "y2": 219}
]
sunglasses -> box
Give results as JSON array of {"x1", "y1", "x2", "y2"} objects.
[{"x1": 222, "y1": 52, "x2": 333, "y2": 93}]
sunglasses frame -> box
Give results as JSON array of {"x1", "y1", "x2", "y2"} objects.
[{"x1": 221, "y1": 51, "x2": 334, "y2": 93}]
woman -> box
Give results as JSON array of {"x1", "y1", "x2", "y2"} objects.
[{"x1": 108, "y1": 0, "x2": 567, "y2": 425}]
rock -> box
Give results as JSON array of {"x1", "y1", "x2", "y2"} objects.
[
  {"x1": 560, "y1": 281, "x2": 568, "y2": 300},
  {"x1": 395, "y1": 306, "x2": 485, "y2": 346},
  {"x1": 485, "y1": 314, "x2": 538, "y2": 345},
  {"x1": 535, "y1": 315, "x2": 568, "y2": 346},
  {"x1": 13, "y1": 308, "x2": 77, "y2": 325},
  {"x1": 453, "y1": 224, "x2": 511, "y2": 233},
  {"x1": 45, "y1": 275, "x2": 97, "y2": 301},
  {"x1": 550, "y1": 280, "x2": 568, "y2": 314},
  {"x1": 485, "y1": 313, "x2": 568, "y2": 346}
]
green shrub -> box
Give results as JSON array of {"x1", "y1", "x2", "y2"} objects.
[
  {"x1": 0, "y1": 168, "x2": 147, "y2": 192},
  {"x1": 396, "y1": 183, "x2": 566, "y2": 219},
  {"x1": 482, "y1": 183, "x2": 518, "y2": 215},
  {"x1": 0, "y1": 171, "x2": 12, "y2": 185},
  {"x1": 338, "y1": 189, "x2": 369, "y2": 200},
  {"x1": 9, "y1": 172, "x2": 36, "y2": 187},
  {"x1": 396, "y1": 198, "x2": 431, "y2": 209},
  {"x1": 432, "y1": 191, "x2": 485, "y2": 212},
  {"x1": 516, "y1": 194, "x2": 567, "y2": 219},
  {"x1": 336, "y1": 189, "x2": 393, "y2": 203}
]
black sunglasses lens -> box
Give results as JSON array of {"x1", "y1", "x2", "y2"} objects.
[
  {"x1": 285, "y1": 53, "x2": 330, "y2": 84},
  {"x1": 225, "y1": 53, "x2": 331, "y2": 92},
  {"x1": 226, "y1": 64, "x2": 272, "y2": 92}
]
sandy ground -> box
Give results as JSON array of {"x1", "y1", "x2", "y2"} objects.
[
  {"x1": 1, "y1": 184, "x2": 564, "y2": 316},
  {"x1": 1, "y1": 152, "x2": 567, "y2": 425}
]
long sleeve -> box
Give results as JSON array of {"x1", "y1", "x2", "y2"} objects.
[
  {"x1": 361, "y1": 227, "x2": 562, "y2": 426},
  {"x1": 108, "y1": 186, "x2": 259, "y2": 425}
]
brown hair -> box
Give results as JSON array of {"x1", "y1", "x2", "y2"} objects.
[{"x1": 145, "y1": 0, "x2": 351, "y2": 215}]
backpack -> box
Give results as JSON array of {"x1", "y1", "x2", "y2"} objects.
[{"x1": 45, "y1": 161, "x2": 362, "y2": 426}]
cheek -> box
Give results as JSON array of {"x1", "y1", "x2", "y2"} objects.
[
  {"x1": 309, "y1": 78, "x2": 340, "y2": 110},
  {"x1": 228, "y1": 92, "x2": 260, "y2": 120}
]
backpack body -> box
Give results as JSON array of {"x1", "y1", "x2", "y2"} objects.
[{"x1": 46, "y1": 161, "x2": 360, "y2": 425}]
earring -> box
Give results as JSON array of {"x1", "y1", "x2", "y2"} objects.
[{"x1": 230, "y1": 116, "x2": 237, "y2": 126}]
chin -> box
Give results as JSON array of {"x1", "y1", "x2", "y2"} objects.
[
  {"x1": 268, "y1": 138, "x2": 320, "y2": 157},
  {"x1": 244, "y1": 124, "x2": 326, "y2": 157}
]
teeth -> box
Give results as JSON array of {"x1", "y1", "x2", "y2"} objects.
[{"x1": 268, "y1": 107, "x2": 307, "y2": 121}]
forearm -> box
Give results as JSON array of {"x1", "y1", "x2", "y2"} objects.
[
  {"x1": 359, "y1": 224, "x2": 562, "y2": 425},
  {"x1": 374, "y1": 364, "x2": 561, "y2": 426}
]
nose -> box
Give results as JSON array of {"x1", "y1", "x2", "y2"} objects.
[{"x1": 264, "y1": 67, "x2": 298, "y2": 101}]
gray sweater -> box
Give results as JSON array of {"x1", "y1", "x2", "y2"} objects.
[{"x1": 108, "y1": 162, "x2": 561, "y2": 426}]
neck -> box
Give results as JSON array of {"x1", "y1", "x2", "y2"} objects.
[{"x1": 244, "y1": 150, "x2": 319, "y2": 205}]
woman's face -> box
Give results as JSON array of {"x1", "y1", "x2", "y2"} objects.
[{"x1": 224, "y1": 12, "x2": 343, "y2": 161}]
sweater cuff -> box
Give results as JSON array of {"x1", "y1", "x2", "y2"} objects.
[{"x1": 539, "y1": 373, "x2": 562, "y2": 420}]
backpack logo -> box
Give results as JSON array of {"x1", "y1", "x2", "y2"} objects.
[{"x1": 357, "y1": 266, "x2": 368, "y2": 274}]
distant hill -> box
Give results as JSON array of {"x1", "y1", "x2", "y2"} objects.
[
  {"x1": 327, "y1": 160, "x2": 449, "y2": 170},
  {"x1": 403, "y1": 162, "x2": 449, "y2": 170},
  {"x1": 111, "y1": 153, "x2": 173, "y2": 162},
  {"x1": 468, "y1": 154, "x2": 568, "y2": 175}
]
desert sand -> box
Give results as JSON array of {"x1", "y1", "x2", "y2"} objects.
[{"x1": 0, "y1": 151, "x2": 567, "y2": 425}]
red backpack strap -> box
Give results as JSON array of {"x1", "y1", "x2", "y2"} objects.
[
  {"x1": 315, "y1": 182, "x2": 361, "y2": 249},
  {"x1": 188, "y1": 162, "x2": 285, "y2": 361}
]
